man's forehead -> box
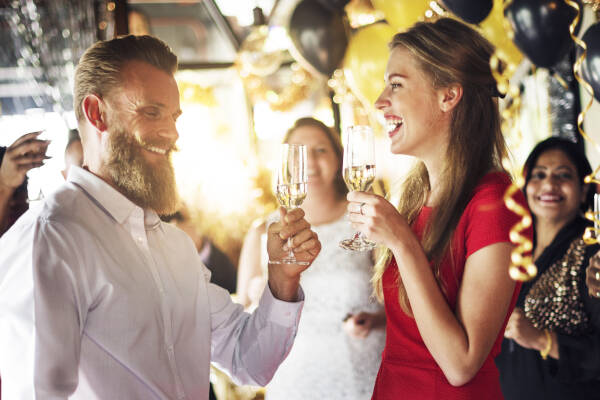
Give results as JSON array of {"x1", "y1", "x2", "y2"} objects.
[{"x1": 117, "y1": 61, "x2": 180, "y2": 107}]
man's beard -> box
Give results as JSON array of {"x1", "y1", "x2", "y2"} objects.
[{"x1": 102, "y1": 127, "x2": 179, "y2": 215}]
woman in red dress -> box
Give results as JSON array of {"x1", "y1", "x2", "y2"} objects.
[{"x1": 346, "y1": 18, "x2": 530, "y2": 399}]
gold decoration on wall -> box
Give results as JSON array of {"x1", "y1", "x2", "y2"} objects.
[
  {"x1": 179, "y1": 81, "x2": 217, "y2": 107},
  {"x1": 344, "y1": 0, "x2": 385, "y2": 28},
  {"x1": 328, "y1": 69, "x2": 354, "y2": 105},
  {"x1": 239, "y1": 62, "x2": 313, "y2": 111}
]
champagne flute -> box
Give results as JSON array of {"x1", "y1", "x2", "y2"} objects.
[
  {"x1": 339, "y1": 125, "x2": 377, "y2": 251},
  {"x1": 24, "y1": 108, "x2": 48, "y2": 202},
  {"x1": 270, "y1": 143, "x2": 309, "y2": 265}
]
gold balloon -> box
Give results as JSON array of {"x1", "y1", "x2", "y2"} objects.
[
  {"x1": 344, "y1": 23, "x2": 396, "y2": 107},
  {"x1": 371, "y1": 0, "x2": 430, "y2": 31},
  {"x1": 479, "y1": 0, "x2": 523, "y2": 68}
]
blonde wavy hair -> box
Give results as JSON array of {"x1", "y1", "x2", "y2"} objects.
[{"x1": 372, "y1": 18, "x2": 507, "y2": 315}]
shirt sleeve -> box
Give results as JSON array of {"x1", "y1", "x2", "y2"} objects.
[
  {"x1": 0, "y1": 213, "x2": 89, "y2": 399},
  {"x1": 207, "y1": 266, "x2": 304, "y2": 386},
  {"x1": 31, "y1": 218, "x2": 90, "y2": 398},
  {"x1": 465, "y1": 177, "x2": 531, "y2": 258}
]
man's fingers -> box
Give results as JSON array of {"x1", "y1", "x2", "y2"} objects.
[
  {"x1": 279, "y1": 218, "x2": 310, "y2": 240},
  {"x1": 287, "y1": 228, "x2": 316, "y2": 248},
  {"x1": 283, "y1": 207, "x2": 305, "y2": 223}
]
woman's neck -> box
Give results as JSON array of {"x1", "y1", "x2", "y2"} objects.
[
  {"x1": 302, "y1": 189, "x2": 347, "y2": 226},
  {"x1": 424, "y1": 161, "x2": 444, "y2": 207},
  {"x1": 422, "y1": 138, "x2": 447, "y2": 207},
  {"x1": 533, "y1": 219, "x2": 569, "y2": 261}
]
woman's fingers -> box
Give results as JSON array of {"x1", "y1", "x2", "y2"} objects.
[
  {"x1": 8, "y1": 131, "x2": 43, "y2": 149},
  {"x1": 9, "y1": 139, "x2": 49, "y2": 159},
  {"x1": 14, "y1": 152, "x2": 49, "y2": 165}
]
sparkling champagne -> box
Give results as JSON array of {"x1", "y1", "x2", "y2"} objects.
[
  {"x1": 276, "y1": 183, "x2": 308, "y2": 209},
  {"x1": 343, "y1": 164, "x2": 376, "y2": 192}
]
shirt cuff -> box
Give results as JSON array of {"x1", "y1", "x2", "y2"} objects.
[{"x1": 258, "y1": 284, "x2": 305, "y2": 327}]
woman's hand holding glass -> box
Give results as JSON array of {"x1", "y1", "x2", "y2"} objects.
[
  {"x1": 346, "y1": 190, "x2": 414, "y2": 255},
  {"x1": 340, "y1": 125, "x2": 377, "y2": 251}
]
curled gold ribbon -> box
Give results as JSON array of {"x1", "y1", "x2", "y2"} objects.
[
  {"x1": 564, "y1": 0, "x2": 600, "y2": 244},
  {"x1": 505, "y1": 176, "x2": 537, "y2": 281},
  {"x1": 491, "y1": 0, "x2": 536, "y2": 281},
  {"x1": 583, "y1": 211, "x2": 600, "y2": 244}
]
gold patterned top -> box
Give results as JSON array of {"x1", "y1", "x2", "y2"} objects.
[{"x1": 524, "y1": 238, "x2": 591, "y2": 336}]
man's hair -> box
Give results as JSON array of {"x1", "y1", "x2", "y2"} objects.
[
  {"x1": 66, "y1": 129, "x2": 81, "y2": 149},
  {"x1": 73, "y1": 35, "x2": 178, "y2": 122}
]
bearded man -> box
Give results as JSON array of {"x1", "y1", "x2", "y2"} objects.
[{"x1": 0, "y1": 35, "x2": 321, "y2": 399}]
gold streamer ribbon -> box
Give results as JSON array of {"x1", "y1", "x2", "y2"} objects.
[
  {"x1": 504, "y1": 176, "x2": 537, "y2": 281},
  {"x1": 564, "y1": 0, "x2": 600, "y2": 243},
  {"x1": 491, "y1": 0, "x2": 536, "y2": 281}
]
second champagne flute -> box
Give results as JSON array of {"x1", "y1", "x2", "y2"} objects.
[
  {"x1": 270, "y1": 143, "x2": 310, "y2": 265},
  {"x1": 340, "y1": 125, "x2": 377, "y2": 251}
]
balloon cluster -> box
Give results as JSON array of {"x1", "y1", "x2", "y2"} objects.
[{"x1": 443, "y1": 0, "x2": 600, "y2": 280}]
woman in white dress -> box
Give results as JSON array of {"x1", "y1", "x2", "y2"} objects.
[{"x1": 237, "y1": 117, "x2": 385, "y2": 400}]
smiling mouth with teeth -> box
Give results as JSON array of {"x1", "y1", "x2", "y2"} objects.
[
  {"x1": 386, "y1": 119, "x2": 403, "y2": 135},
  {"x1": 144, "y1": 145, "x2": 167, "y2": 155}
]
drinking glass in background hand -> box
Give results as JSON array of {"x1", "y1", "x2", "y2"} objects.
[
  {"x1": 24, "y1": 108, "x2": 49, "y2": 202},
  {"x1": 270, "y1": 143, "x2": 309, "y2": 265},
  {"x1": 339, "y1": 125, "x2": 377, "y2": 251},
  {"x1": 593, "y1": 193, "x2": 600, "y2": 257}
]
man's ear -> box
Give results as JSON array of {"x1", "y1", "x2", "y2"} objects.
[
  {"x1": 82, "y1": 94, "x2": 107, "y2": 132},
  {"x1": 438, "y1": 84, "x2": 463, "y2": 113}
]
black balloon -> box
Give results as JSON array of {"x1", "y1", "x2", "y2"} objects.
[
  {"x1": 443, "y1": 0, "x2": 492, "y2": 24},
  {"x1": 315, "y1": 0, "x2": 351, "y2": 12},
  {"x1": 289, "y1": 0, "x2": 349, "y2": 77},
  {"x1": 581, "y1": 22, "x2": 600, "y2": 102},
  {"x1": 505, "y1": 0, "x2": 582, "y2": 68}
]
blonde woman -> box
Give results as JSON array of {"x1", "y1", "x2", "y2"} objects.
[{"x1": 346, "y1": 18, "x2": 530, "y2": 399}]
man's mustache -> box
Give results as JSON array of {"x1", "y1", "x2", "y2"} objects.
[{"x1": 135, "y1": 137, "x2": 179, "y2": 154}]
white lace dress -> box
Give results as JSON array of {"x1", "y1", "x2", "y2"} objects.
[{"x1": 265, "y1": 215, "x2": 385, "y2": 400}]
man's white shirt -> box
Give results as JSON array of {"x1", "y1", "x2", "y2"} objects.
[{"x1": 0, "y1": 166, "x2": 303, "y2": 399}]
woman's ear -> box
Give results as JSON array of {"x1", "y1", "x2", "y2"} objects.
[
  {"x1": 82, "y1": 94, "x2": 107, "y2": 132},
  {"x1": 438, "y1": 84, "x2": 463, "y2": 113}
]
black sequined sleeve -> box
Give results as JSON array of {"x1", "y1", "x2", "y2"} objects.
[{"x1": 552, "y1": 244, "x2": 600, "y2": 382}]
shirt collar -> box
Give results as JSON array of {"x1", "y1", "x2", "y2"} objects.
[{"x1": 67, "y1": 166, "x2": 161, "y2": 228}]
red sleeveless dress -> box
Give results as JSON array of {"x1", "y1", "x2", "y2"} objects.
[{"x1": 372, "y1": 172, "x2": 531, "y2": 400}]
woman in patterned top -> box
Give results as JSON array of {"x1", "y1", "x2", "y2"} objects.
[{"x1": 496, "y1": 137, "x2": 600, "y2": 399}]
